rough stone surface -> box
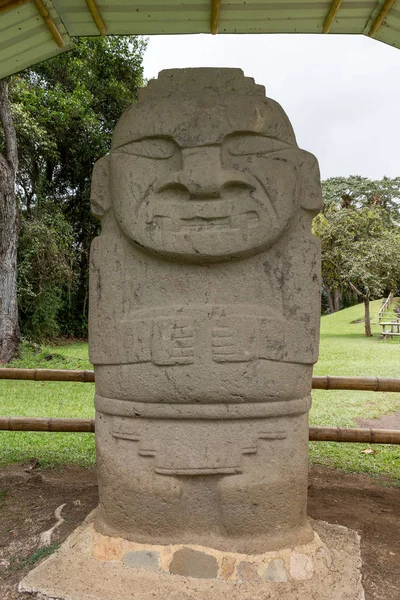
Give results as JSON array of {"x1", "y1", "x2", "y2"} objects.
[
  {"x1": 220, "y1": 556, "x2": 236, "y2": 580},
  {"x1": 19, "y1": 518, "x2": 364, "y2": 600},
  {"x1": 169, "y1": 548, "x2": 218, "y2": 579},
  {"x1": 123, "y1": 550, "x2": 160, "y2": 571},
  {"x1": 289, "y1": 553, "x2": 314, "y2": 580},
  {"x1": 236, "y1": 561, "x2": 261, "y2": 583},
  {"x1": 89, "y1": 67, "x2": 322, "y2": 552},
  {"x1": 264, "y1": 558, "x2": 288, "y2": 582},
  {"x1": 92, "y1": 537, "x2": 123, "y2": 562}
]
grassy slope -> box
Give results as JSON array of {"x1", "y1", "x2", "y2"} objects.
[{"x1": 1, "y1": 299, "x2": 400, "y2": 481}]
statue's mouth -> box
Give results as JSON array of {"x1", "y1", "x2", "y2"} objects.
[
  {"x1": 149, "y1": 212, "x2": 260, "y2": 234},
  {"x1": 181, "y1": 216, "x2": 231, "y2": 231}
]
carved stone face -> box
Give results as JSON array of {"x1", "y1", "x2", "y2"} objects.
[{"x1": 110, "y1": 96, "x2": 302, "y2": 263}]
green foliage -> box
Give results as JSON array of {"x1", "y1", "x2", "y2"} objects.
[
  {"x1": 8, "y1": 339, "x2": 90, "y2": 370},
  {"x1": 322, "y1": 175, "x2": 400, "y2": 218},
  {"x1": 315, "y1": 176, "x2": 400, "y2": 328},
  {"x1": 17, "y1": 205, "x2": 75, "y2": 341},
  {"x1": 10, "y1": 36, "x2": 146, "y2": 340},
  {"x1": 314, "y1": 204, "x2": 400, "y2": 299}
]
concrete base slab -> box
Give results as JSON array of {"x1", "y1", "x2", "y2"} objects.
[{"x1": 19, "y1": 511, "x2": 364, "y2": 600}]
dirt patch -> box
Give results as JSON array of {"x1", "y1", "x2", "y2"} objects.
[
  {"x1": 308, "y1": 467, "x2": 400, "y2": 600},
  {"x1": 0, "y1": 464, "x2": 98, "y2": 600},
  {"x1": 356, "y1": 410, "x2": 400, "y2": 430},
  {"x1": 1, "y1": 463, "x2": 399, "y2": 600}
]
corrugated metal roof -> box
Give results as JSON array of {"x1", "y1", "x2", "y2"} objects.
[
  {"x1": 1, "y1": 0, "x2": 72, "y2": 77},
  {"x1": 1, "y1": 0, "x2": 399, "y2": 79}
]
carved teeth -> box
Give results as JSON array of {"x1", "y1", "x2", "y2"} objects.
[
  {"x1": 150, "y1": 212, "x2": 260, "y2": 233},
  {"x1": 246, "y1": 211, "x2": 260, "y2": 229},
  {"x1": 179, "y1": 217, "x2": 231, "y2": 232}
]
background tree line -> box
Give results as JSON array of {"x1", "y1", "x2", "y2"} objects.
[
  {"x1": 314, "y1": 175, "x2": 400, "y2": 336},
  {"x1": 0, "y1": 36, "x2": 146, "y2": 360},
  {"x1": 1, "y1": 38, "x2": 400, "y2": 360}
]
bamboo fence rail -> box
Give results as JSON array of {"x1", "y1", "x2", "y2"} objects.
[
  {"x1": 311, "y1": 375, "x2": 400, "y2": 392},
  {"x1": 2, "y1": 369, "x2": 400, "y2": 444},
  {"x1": 2, "y1": 368, "x2": 400, "y2": 392},
  {"x1": 0, "y1": 417, "x2": 94, "y2": 432},
  {"x1": 1, "y1": 417, "x2": 400, "y2": 444},
  {"x1": 308, "y1": 426, "x2": 400, "y2": 444},
  {"x1": 0, "y1": 368, "x2": 95, "y2": 382}
]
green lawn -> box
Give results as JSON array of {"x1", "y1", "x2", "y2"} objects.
[
  {"x1": 310, "y1": 298, "x2": 400, "y2": 482},
  {"x1": 0, "y1": 342, "x2": 96, "y2": 467},
  {"x1": 1, "y1": 299, "x2": 400, "y2": 482}
]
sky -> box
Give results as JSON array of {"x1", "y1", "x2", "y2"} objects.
[{"x1": 143, "y1": 34, "x2": 400, "y2": 181}]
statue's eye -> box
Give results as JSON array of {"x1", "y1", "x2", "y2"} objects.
[
  {"x1": 226, "y1": 135, "x2": 289, "y2": 157},
  {"x1": 118, "y1": 138, "x2": 177, "y2": 159}
]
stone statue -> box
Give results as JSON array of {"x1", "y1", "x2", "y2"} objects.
[{"x1": 89, "y1": 68, "x2": 322, "y2": 554}]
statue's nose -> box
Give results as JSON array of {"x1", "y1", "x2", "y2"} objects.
[{"x1": 157, "y1": 147, "x2": 255, "y2": 199}]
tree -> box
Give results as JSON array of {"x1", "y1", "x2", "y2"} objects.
[
  {"x1": 0, "y1": 79, "x2": 19, "y2": 362},
  {"x1": 9, "y1": 36, "x2": 146, "y2": 342},
  {"x1": 322, "y1": 175, "x2": 400, "y2": 218},
  {"x1": 318, "y1": 176, "x2": 400, "y2": 316},
  {"x1": 314, "y1": 204, "x2": 400, "y2": 336},
  {"x1": 18, "y1": 204, "x2": 75, "y2": 341}
]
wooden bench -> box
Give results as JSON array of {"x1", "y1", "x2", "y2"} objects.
[
  {"x1": 380, "y1": 320, "x2": 400, "y2": 340},
  {"x1": 381, "y1": 331, "x2": 400, "y2": 340}
]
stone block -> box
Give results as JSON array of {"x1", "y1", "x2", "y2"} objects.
[
  {"x1": 123, "y1": 550, "x2": 160, "y2": 571},
  {"x1": 263, "y1": 558, "x2": 288, "y2": 582},
  {"x1": 236, "y1": 561, "x2": 261, "y2": 583},
  {"x1": 169, "y1": 548, "x2": 218, "y2": 579},
  {"x1": 289, "y1": 553, "x2": 314, "y2": 580},
  {"x1": 220, "y1": 556, "x2": 236, "y2": 580}
]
